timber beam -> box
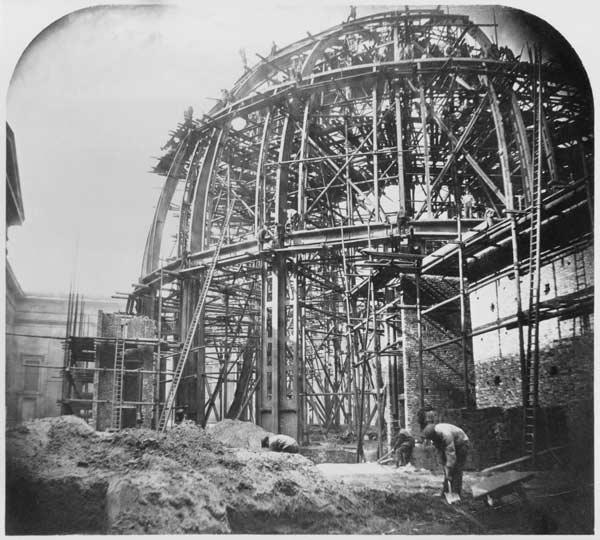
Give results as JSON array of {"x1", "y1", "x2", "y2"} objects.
[{"x1": 138, "y1": 218, "x2": 485, "y2": 289}]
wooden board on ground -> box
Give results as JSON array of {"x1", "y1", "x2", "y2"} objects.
[{"x1": 471, "y1": 471, "x2": 535, "y2": 499}]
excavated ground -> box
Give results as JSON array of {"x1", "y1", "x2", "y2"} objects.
[{"x1": 5, "y1": 416, "x2": 593, "y2": 534}]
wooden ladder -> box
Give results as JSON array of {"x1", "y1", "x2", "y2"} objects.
[
  {"x1": 157, "y1": 201, "x2": 237, "y2": 433},
  {"x1": 573, "y1": 249, "x2": 587, "y2": 292},
  {"x1": 110, "y1": 337, "x2": 126, "y2": 430},
  {"x1": 524, "y1": 53, "x2": 543, "y2": 457}
]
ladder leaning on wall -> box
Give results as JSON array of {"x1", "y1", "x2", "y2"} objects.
[
  {"x1": 523, "y1": 45, "x2": 543, "y2": 460},
  {"x1": 110, "y1": 328, "x2": 126, "y2": 431},
  {"x1": 157, "y1": 200, "x2": 237, "y2": 433}
]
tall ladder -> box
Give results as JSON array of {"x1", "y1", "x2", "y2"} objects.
[
  {"x1": 574, "y1": 249, "x2": 587, "y2": 292},
  {"x1": 110, "y1": 337, "x2": 126, "y2": 430},
  {"x1": 524, "y1": 185, "x2": 542, "y2": 456},
  {"x1": 524, "y1": 47, "x2": 543, "y2": 458},
  {"x1": 157, "y1": 201, "x2": 237, "y2": 433}
]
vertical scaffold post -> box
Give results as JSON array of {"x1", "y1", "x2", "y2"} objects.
[
  {"x1": 394, "y1": 81, "x2": 406, "y2": 218},
  {"x1": 418, "y1": 75, "x2": 432, "y2": 218},
  {"x1": 415, "y1": 264, "x2": 425, "y2": 409},
  {"x1": 154, "y1": 266, "x2": 163, "y2": 429},
  {"x1": 456, "y1": 214, "x2": 469, "y2": 407},
  {"x1": 372, "y1": 83, "x2": 380, "y2": 221},
  {"x1": 371, "y1": 273, "x2": 384, "y2": 458}
]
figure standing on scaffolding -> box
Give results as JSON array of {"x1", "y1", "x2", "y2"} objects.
[
  {"x1": 286, "y1": 208, "x2": 300, "y2": 232},
  {"x1": 484, "y1": 207, "x2": 496, "y2": 229},
  {"x1": 461, "y1": 190, "x2": 475, "y2": 218},
  {"x1": 346, "y1": 5, "x2": 357, "y2": 22}
]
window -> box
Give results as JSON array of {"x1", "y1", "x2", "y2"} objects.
[{"x1": 22, "y1": 355, "x2": 42, "y2": 393}]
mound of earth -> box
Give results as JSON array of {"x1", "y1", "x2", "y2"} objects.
[
  {"x1": 207, "y1": 419, "x2": 270, "y2": 449},
  {"x1": 6, "y1": 416, "x2": 481, "y2": 535}
]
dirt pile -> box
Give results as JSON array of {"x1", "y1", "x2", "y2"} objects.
[
  {"x1": 5, "y1": 416, "x2": 406, "y2": 534},
  {"x1": 10, "y1": 416, "x2": 525, "y2": 534},
  {"x1": 207, "y1": 419, "x2": 270, "y2": 449}
]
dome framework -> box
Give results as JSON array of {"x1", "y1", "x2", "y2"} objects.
[{"x1": 131, "y1": 8, "x2": 592, "y2": 447}]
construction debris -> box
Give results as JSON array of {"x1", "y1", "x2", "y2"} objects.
[
  {"x1": 207, "y1": 418, "x2": 270, "y2": 449},
  {"x1": 6, "y1": 416, "x2": 593, "y2": 534}
]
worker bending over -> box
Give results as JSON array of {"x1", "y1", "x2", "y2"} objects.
[
  {"x1": 261, "y1": 434, "x2": 299, "y2": 454},
  {"x1": 392, "y1": 428, "x2": 415, "y2": 467},
  {"x1": 422, "y1": 422, "x2": 470, "y2": 497}
]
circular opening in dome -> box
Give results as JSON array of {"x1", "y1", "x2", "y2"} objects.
[{"x1": 230, "y1": 117, "x2": 247, "y2": 131}]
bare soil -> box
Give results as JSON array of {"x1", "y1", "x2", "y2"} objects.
[
  {"x1": 5, "y1": 416, "x2": 593, "y2": 534},
  {"x1": 207, "y1": 418, "x2": 270, "y2": 449}
]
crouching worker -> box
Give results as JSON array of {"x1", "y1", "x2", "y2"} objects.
[
  {"x1": 422, "y1": 422, "x2": 470, "y2": 498},
  {"x1": 392, "y1": 428, "x2": 415, "y2": 467},
  {"x1": 261, "y1": 434, "x2": 299, "y2": 454}
]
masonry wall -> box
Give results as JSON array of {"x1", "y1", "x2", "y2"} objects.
[
  {"x1": 95, "y1": 342, "x2": 115, "y2": 430},
  {"x1": 470, "y1": 244, "x2": 593, "y2": 408},
  {"x1": 402, "y1": 309, "x2": 474, "y2": 434},
  {"x1": 5, "y1": 289, "x2": 121, "y2": 428},
  {"x1": 6, "y1": 263, "x2": 25, "y2": 428},
  {"x1": 413, "y1": 404, "x2": 572, "y2": 470},
  {"x1": 95, "y1": 312, "x2": 157, "y2": 430},
  {"x1": 467, "y1": 244, "x2": 593, "y2": 467}
]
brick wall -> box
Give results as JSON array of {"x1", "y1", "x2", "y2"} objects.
[
  {"x1": 403, "y1": 309, "x2": 474, "y2": 434},
  {"x1": 463, "y1": 244, "x2": 593, "y2": 469},
  {"x1": 563, "y1": 398, "x2": 593, "y2": 474},
  {"x1": 130, "y1": 345, "x2": 155, "y2": 428},
  {"x1": 470, "y1": 245, "x2": 593, "y2": 410},
  {"x1": 127, "y1": 316, "x2": 157, "y2": 339},
  {"x1": 97, "y1": 311, "x2": 125, "y2": 338},
  {"x1": 416, "y1": 404, "x2": 573, "y2": 470},
  {"x1": 95, "y1": 313, "x2": 157, "y2": 430},
  {"x1": 97, "y1": 312, "x2": 156, "y2": 339},
  {"x1": 95, "y1": 342, "x2": 113, "y2": 430}
]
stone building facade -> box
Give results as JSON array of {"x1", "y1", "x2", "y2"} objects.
[{"x1": 5, "y1": 283, "x2": 121, "y2": 427}]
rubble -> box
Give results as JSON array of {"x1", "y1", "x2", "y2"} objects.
[
  {"x1": 5, "y1": 416, "x2": 443, "y2": 534},
  {"x1": 6, "y1": 416, "x2": 592, "y2": 534},
  {"x1": 207, "y1": 418, "x2": 271, "y2": 449}
]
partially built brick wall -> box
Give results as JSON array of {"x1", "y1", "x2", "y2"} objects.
[
  {"x1": 415, "y1": 404, "x2": 573, "y2": 470},
  {"x1": 463, "y1": 244, "x2": 594, "y2": 470},
  {"x1": 470, "y1": 245, "x2": 593, "y2": 409},
  {"x1": 94, "y1": 312, "x2": 157, "y2": 430},
  {"x1": 95, "y1": 341, "x2": 115, "y2": 430},
  {"x1": 97, "y1": 312, "x2": 156, "y2": 339},
  {"x1": 403, "y1": 309, "x2": 474, "y2": 434}
]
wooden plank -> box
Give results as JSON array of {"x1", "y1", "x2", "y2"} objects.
[
  {"x1": 480, "y1": 444, "x2": 567, "y2": 474},
  {"x1": 471, "y1": 471, "x2": 535, "y2": 499}
]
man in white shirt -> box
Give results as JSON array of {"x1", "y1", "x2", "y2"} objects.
[{"x1": 422, "y1": 422, "x2": 470, "y2": 497}]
